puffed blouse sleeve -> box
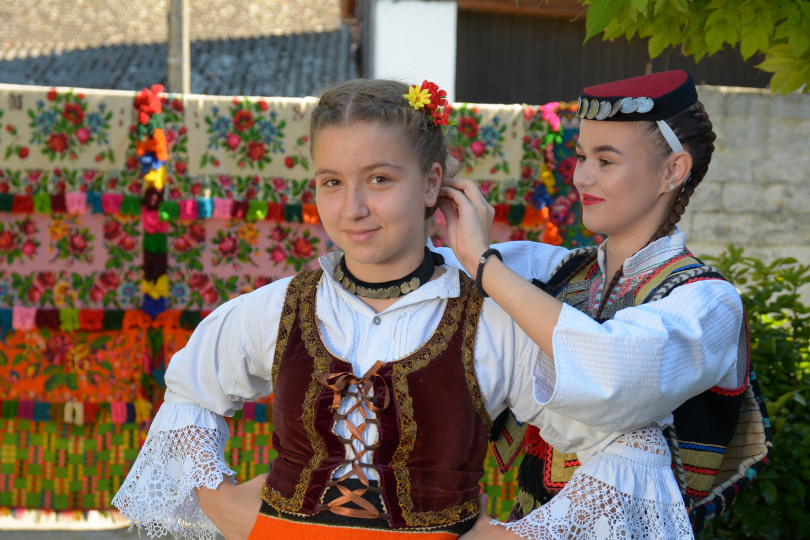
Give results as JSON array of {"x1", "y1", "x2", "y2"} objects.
[
  {"x1": 432, "y1": 240, "x2": 570, "y2": 282},
  {"x1": 112, "y1": 278, "x2": 291, "y2": 540},
  {"x1": 536, "y1": 278, "x2": 746, "y2": 432}
]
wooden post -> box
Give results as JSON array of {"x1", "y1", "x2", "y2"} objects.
[{"x1": 167, "y1": 0, "x2": 190, "y2": 94}]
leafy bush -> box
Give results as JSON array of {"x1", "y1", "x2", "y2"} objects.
[{"x1": 699, "y1": 245, "x2": 810, "y2": 539}]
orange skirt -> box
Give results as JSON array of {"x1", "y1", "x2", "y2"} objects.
[{"x1": 248, "y1": 513, "x2": 460, "y2": 540}]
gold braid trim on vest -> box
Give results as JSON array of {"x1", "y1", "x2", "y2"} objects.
[
  {"x1": 263, "y1": 270, "x2": 488, "y2": 527},
  {"x1": 391, "y1": 274, "x2": 484, "y2": 528},
  {"x1": 263, "y1": 270, "x2": 331, "y2": 515},
  {"x1": 461, "y1": 276, "x2": 493, "y2": 433},
  {"x1": 391, "y1": 275, "x2": 487, "y2": 527}
]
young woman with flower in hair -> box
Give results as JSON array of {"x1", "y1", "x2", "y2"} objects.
[
  {"x1": 114, "y1": 78, "x2": 563, "y2": 540},
  {"x1": 438, "y1": 71, "x2": 748, "y2": 539}
]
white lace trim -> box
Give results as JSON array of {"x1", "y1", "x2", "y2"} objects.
[
  {"x1": 498, "y1": 426, "x2": 693, "y2": 539},
  {"x1": 111, "y1": 403, "x2": 236, "y2": 539},
  {"x1": 612, "y1": 425, "x2": 670, "y2": 456}
]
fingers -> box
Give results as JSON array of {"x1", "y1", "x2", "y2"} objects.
[
  {"x1": 443, "y1": 176, "x2": 481, "y2": 197},
  {"x1": 437, "y1": 195, "x2": 459, "y2": 223},
  {"x1": 442, "y1": 178, "x2": 492, "y2": 215},
  {"x1": 479, "y1": 492, "x2": 490, "y2": 513}
]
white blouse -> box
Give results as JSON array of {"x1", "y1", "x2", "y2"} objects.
[{"x1": 113, "y1": 235, "x2": 745, "y2": 539}]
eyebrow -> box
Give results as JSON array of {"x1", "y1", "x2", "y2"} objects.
[
  {"x1": 575, "y1": 142, "x2": 624, "y2": 155},
  {"x1": 315, "y1": 162, "x2": 405, "y2": 175}
]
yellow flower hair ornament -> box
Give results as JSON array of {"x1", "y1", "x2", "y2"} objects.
[{"x1": 403, "y1": 80, "x2": 452, "y2": 126}]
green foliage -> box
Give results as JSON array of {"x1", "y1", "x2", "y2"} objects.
[
  {"x1": 699, "y1": 245, "x2": 810, "y2": 539},
  {"x1": 579, "y1": 0, "x2": 810, "y2": 93}
]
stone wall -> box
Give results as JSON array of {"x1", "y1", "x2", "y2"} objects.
[{"x1": 681, "y1": 86, "x2": 810, "y2": 269}]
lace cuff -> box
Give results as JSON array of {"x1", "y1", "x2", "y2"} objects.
[{"x1": 111, "y1": 402, "x2": 236, "y2": 539}]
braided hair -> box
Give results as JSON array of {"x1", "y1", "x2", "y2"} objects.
[
  {"x1": 646, "y1": 101, "x2": 716, "y2": 244},
  {"x1": 595, "y1": 101, "x2": 715, "y2": 318}
]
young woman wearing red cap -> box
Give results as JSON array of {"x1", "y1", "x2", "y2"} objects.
[{"x1": 439, "y1": 71, "x2": 750, "y2": 539}]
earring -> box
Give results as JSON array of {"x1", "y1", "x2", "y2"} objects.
[{"x1": 666, "y1": 184, "x2": 676, "y2": 191}]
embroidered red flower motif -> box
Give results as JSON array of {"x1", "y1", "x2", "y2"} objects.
[
  {"x1": 202, "y1": 287, "x2": 219, "y2": 304},
  {"x1": 458, "y1": 117, "x2": 479, "y2": 139},
  {"x1": 218, "y1": 235, "x2": 238, "y2": 256},
  {"x1": 62, "y1": 103, "x2": 85, "y2": 125},
  {"x1": 284, "y1": 156, "x2": 295, "y2": 168},
  {"x1": 188, "y1": 223, "x2": 206, "y2": 243},
  {"x1": 45, "y1": 335, "x2": 71, "y2": 365},
  {"x1": 188, "y1": 273, "x2": 209, "y2": 290},
  {"x1": 47, "y1": 88, "x2": 58, "y2": 101},
  {"x1": 20, "y1": 218, "x2": 36, "y2": 236},
  {"x1": 18, "y1": 147, "x2": 29, "y2": 158},
  {"x1": 174, "y1": 237, "x2": 191, "y2": 252},
  {"x1": 292, "y1": 236, "x2": 313, "y2": 258},
  {"x1": 118, "y1": 235, "x2": 136, "y2": 250},
  {"x1": 233, "y1": 110, "x2": 254, "y2": 132},
  {"x1": 21, "y1": 240, "x2": 37, "y2": 257},
  {"x1": 175, "y1": 161, "x2": 187, "y2": 175},
  {"x1": 270, "y1": 246, "x2": 286, "y2": 263},
  {"x1": 253, "y1": 276, "x2": 273, "y2": 289},
  {"x1": 69, "y1": 233, "x2": 88, "y2": 253},
  {"x1": 99, "y1": 271, "x2": 120, "y2": 289},
  {"x1": 37, "y1": 271, "x2": 57, "y2": 288},
  {"x1": 246, "y1": 141, "x2": 266, "y2": 161},
  {"x1": 558, "y1": 156, "x2": 576, "y2": 180},
  {"x1": 88, "y1": 286, "x2": 105, "y2": 303},
  {"x1": 0, "y1": 230, "x2": 16, "y2": 250},
  {"x1": 103, "y1": 220, "x2": 123, "y2": 240},
  {"x1": 48, "y1": 133, "x2": 69, "y2": 154},
  {"x1": 270, "y1": 225, "x2": 288, "y2": 242}
]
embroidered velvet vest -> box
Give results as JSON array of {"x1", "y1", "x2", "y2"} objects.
[
  {"x1": 262, "y1": 269, "x2": 492, "y2": 530},
  {"x1": 492, "y1": 246, "x2": 769, "y2": 534}
]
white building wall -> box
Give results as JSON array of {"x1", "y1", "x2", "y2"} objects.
[{"x1": 369, "y1": 0, "x2": 457, "y2": 101}]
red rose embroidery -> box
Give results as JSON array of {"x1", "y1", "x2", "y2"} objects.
[{"x1": 48, "y1": 133, "x2": 69, "y2": 154}]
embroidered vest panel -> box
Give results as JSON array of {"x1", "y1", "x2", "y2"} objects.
[
  {"x1": 507, "y1": 248, "x2": 746, "y2": 499},
  {"x1": 497, "y1": 247, "x2": 768, "y2": 534},
  {"x1": 264, "y1": 270, "x2": 491, "y2": 530},
  {"x1": 550, "y1": 249, "x2": 746, "y2": 493}
]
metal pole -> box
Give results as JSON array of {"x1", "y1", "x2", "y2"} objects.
[{"x1": 167, "y1": 0, "x2": 190, "y2": 94}]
